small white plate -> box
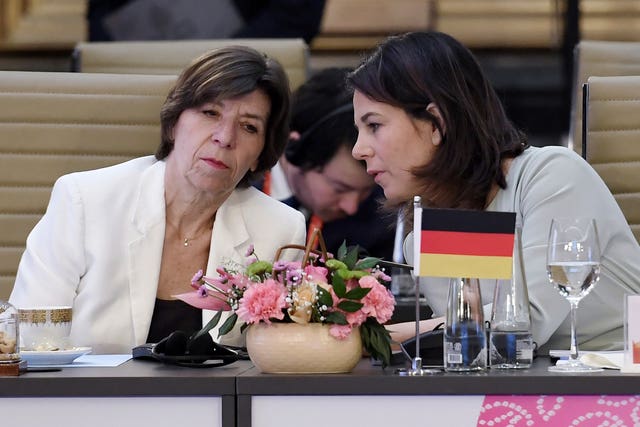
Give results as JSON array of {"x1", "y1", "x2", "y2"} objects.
[{"x1": 20, "y1": 347, "x2": 92, "y2": 366}]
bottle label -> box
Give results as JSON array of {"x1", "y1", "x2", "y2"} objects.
[
  {"x1": 517, "y1": 339, "x2": 533, "y2": 361},
  {"x1": 489, "y1": 331, "x2": 533, "y2": 367},
  {"x1": 447, "y1": 352, "x2": 463, "y2": 364}
]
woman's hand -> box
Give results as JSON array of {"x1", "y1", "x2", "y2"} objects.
[{"x1": 386, "y1": 317, "x2": 445, "y2": 350}]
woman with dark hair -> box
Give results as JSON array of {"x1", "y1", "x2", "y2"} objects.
[
  {"x1": 10, "y1": 46, "x2": 306, "y2": 353},
  {"x1": 349, "y1": 31, "x2": 640, "y2": 352}
]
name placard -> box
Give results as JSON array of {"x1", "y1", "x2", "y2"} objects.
[{"x1": 622, "y1": 294, "x2": 640, "y2": 373}]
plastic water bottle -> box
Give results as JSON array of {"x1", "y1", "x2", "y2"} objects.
[
  {"x1": 489, "y1": 227, "x2": 533, "y2": 369},
  {"x1": 444, "y1": 277, "x2": 487, "y2": 371}
]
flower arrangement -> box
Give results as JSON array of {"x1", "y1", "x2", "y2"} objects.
[{"x1": 175, "y1": 236, "x2": 396, "y2": 366}]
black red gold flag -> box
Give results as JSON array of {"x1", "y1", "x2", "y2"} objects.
[{"x1": 414, "y1": 207, "x2": 516, "y2": 279}]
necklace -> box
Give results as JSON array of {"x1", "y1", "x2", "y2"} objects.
[
  {"x1": 182, "y1": 232, "x2": 209, "y2": 247},
  {"x1": 167, "y1": 218, "x2": 214, "y2": 247}
]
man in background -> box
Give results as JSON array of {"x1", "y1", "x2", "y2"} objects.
[{"x1": 266, "y1": 68, "x2": 396, "y2": 260}]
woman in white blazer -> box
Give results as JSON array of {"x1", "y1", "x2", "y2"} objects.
[{"x1": 10, "y1": 46, "x2": 306, "y2": 354}]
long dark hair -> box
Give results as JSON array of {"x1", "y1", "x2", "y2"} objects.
[
  {"x1": 347, "y1": 31, "x2": 527, "y2": 210},
  {"x1": 157, "y1": 45, "x2": 290, "y2": 187}
]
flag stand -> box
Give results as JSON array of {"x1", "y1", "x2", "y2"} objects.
[
  {"x1": 396, "y1": 273, "x2": 440, "y2": 376},
  {"x1": 397, "y1": 196, "x2": 440, "y2": 376}
]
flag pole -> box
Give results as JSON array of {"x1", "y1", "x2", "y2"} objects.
[
  {"x1": 399, "y1": 196, "x2": 439, "y2": 376},
  {"x1": 411, "y1": 196, "x2": 423, "y2": 373}
]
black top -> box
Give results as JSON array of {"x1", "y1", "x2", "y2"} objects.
[{"x1": 146, "y1": 298, "x2": 202, "y2": 344}]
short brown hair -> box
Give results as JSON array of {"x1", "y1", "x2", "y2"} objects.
[{"x1": 157, "y1": 45, "x2": 291, "y2": 186}]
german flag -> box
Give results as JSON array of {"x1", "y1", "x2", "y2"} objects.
[{"x1": 414, "y1": 208, "x2": 516, "y2": 279}]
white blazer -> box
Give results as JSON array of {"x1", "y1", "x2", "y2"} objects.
[{"x1": 10, "y1": 156, "x2": 306, "y2": 353}]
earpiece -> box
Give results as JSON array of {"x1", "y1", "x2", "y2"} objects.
[{"x1": 285, "y1": 103, "x2": 353, "y2": 166}]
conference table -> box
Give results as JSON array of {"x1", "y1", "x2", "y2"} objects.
[
  {"x1": 1, "y1": 356, "x2": 639, "y2": 427},
  {"x1": 0, "y1": 358, "x2": 247, "y2": 427}
]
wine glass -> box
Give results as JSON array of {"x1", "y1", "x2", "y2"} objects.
[{"x1": 546, "y1": 217, "x2": 602, "y2": 373}]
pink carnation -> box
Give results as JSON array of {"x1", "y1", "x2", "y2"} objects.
[
  {"x1": 236, "y1": 279, "x2": 288, "y2": 324},
  {"x1": 329, "y1": 324, "x2": 353, "y2": 340},
  {"x1": 345, "y1": 309, "x2": 366, "y2": 327},
  {"x1": 358, "y1": 275, "x2": 396, "y2": 324},
  {"x1": 304, "y1": 265, "x2": 328, "y2": 282}
]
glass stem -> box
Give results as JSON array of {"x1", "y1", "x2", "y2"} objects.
[{"x1": 569, "y1": 299, "x2": 580, "y2": 363}]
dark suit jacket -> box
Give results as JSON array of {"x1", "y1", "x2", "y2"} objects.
[{"x1": 282, "y1": 188, "x2": 396, "y2": 261}]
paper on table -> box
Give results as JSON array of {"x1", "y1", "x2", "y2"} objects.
[
  {"x1": 550, "y1": 350, "x2": 624, "y2": 370},
  {"x1": 37, "y1": 354, "x2": 132, "y2": 368}
]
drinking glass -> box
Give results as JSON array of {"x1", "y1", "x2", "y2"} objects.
[{"x1": 546, "y1": 217, "x2": 602, "y2": 372}]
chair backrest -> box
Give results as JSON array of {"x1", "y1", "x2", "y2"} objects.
[
  {"x1": 312, "y1": 0, "x2": 433, "y2": 52},
  {"x1": 584, "y1": 75, "x2": 640, "y2": 242},
  {"x1": 570, "y1": 40, "x2": 640, "y2": 156},
  {"x1": 435, "y1": 0, "x2": 562, "y2": 49},
  {"x1": 0, "y1": 71, "x2": 175, "y2": 300},
  {"x1": 72, "y1": 38, "x2": 309, "y2": 90}
]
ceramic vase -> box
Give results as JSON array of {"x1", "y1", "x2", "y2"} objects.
[{"x1": 246, "y1": 322, "x2": 362, "y2": 374}]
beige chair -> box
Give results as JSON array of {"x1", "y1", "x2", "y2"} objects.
[
  {"x1": 312, "y1": 0, "x2": 433, "y2": 52},
  {"x1": 570, "y1": 40, "x2": 640, "y2": 156},
  {"x1": 0, "y1": 0, "x2": 24, "y2": 40},
  {"x1": 0, "y1": 71, "x2": 175, "y2": 300},
  {"x1": 0, "y1": 0, "x2": 86, "y2": 50},
  {"x1": 72, "y1": 38, "x2": 309, "y2": 90},
  {"x1": 583, "y1": 75, "x2": 640, "y2": 242},
  {"x1": 435, "y1": 0, "x2": 562, "y2": 49},
  {"x1": 581, "y1": 0, "x2": 640, "y2": 42}
]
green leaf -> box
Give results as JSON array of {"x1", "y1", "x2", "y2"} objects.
[
  {"x1": 370, "y1": 326, "x2": 382, "y2": 350},
  {"x1": 337, "y1": 300, "x2": 363, "y2": 313},
  {"x1": 360, "y1": 323, "x2": 371, "y2": 348},
  {"x1": 344, "y1": 286, "x2": 371, "y2": 300},
  {"x1": 310, "y1": 308, "x2": 321, "y2": 323},
  {"x1": 355, "y1": 257, "x2": 381, "y2": 270},
  {"x1": 331, "y1": 272, "x2": 347, "y2": 298},
  {"x1": 316, "y1": 286, "x2": 333, "y2": 307},
  {"x1": 361, "y1": 319, "x2": 392, "y2": 367},
  {"x1": 342, "y1": 245, "x2": 359, "y2": 270},
  {"x1": 337, "y1": 241, "x2": 348, "y2": 261},
  {"x1": 324, "y1": 311, "x2": 348, "y2": 325},
  {"x1": 217, "y1": 312, "x2": 238, "y2": 337},
  {"x1": 191, "y1": 310, "x2": 222, "y2": 342}
]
